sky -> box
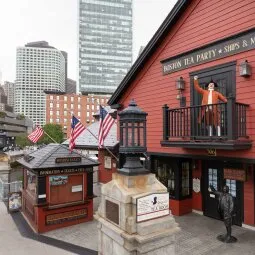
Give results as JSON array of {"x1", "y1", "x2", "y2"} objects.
[{"x1": 0, "y1": 0, "x2": 178, "y2": 83}]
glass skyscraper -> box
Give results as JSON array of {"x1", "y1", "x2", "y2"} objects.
[{"x1": 78, "y1": 0, "x2": 132, "y2": 94}]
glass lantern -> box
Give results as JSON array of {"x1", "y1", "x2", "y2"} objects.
[
  {"x1": 239, "y1": 60, "x2": 251, "y2": 77},
  {"x1": 119, "y1": 99, "x2": 147, "y2": 154},
  {"x1": 118, "y1": 99, "x2": 149, "y2": 176}
]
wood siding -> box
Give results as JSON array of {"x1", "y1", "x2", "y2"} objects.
[{"x1": 119, "y1": 0, "x2": 255, "y2": 159}]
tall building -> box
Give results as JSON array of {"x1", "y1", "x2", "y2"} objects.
[
  {"x1": 0, "y1": 86, "x2": 12, "y2": 112},
  {"x1": 3, "y1": 81, "x2": 15, "y2": 107},
  {"x1": 66, "y1": 78, "x2": 76, "y2": 94},
  {"x1": 15, "y1": 41, "x2": 66, "y2": 126},
  {"x1": 78, "y1": 0, "x2": 133, "y2": 94}
]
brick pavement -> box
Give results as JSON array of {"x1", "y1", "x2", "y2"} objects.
[
  {"x1": 44, "y1": 196, "x2": 255, "y2": 255},
  {"x1": 2, "y1": 195, "x2": 255, "y2": 255}
]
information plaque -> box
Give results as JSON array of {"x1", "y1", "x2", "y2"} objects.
[
  {"x1": 137, "y1": 193, "x2": 169, "y2": 223},
  {"x1": 106, "y1": 200, "x2": 119, "y2": 225}
]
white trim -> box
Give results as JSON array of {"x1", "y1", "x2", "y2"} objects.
[
  {"x1": 192, "y1": 209, "x2": 203, "y2": 215},
  {"x1": 242, "y1": 224, "x2": 255, "y2": 231}
]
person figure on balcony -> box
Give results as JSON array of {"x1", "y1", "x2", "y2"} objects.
[{"x1": 194, "y1": 76, "x2": 227, "y2": 137}]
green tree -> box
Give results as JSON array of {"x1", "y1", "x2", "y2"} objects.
[
  {"x1": 16, "y1": 113, "x2": 25, "y2": 120},
  {"x1": 0, "y1": 112, "x2": 7, "y2": 118},
  {"x1": 16, "y1": 135, "x2": 32, "y2": 148},
  {"x1": 39, "y1": 124, "x2": 64, "y2": 144}
]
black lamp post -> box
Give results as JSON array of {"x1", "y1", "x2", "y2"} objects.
[{"x1": 118, "y1": 99, "x2": 149, "y2": 176}]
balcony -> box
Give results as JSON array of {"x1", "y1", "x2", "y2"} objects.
[{"x1": 161, "y1": 97, "x2": 252, "y2": 150}]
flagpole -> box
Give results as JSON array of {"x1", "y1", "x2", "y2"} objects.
[
  {"x1": 66, "y1": 107, "x2": 119, "y2": 161},
  {"x1": 86, "y1": 126, "x2": 119, "y2": 161},
  {"x1": 43, "y1": 130, "x2": 60, "y2": 144}
]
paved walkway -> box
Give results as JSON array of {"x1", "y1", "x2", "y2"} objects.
[
  {"x1": 1, "y1": 197, "x2": 255, "y2": 254},
  {"x1": 44, "y1": 210, "x2": 255, "y2": 255},
  {"x1": 0, "y1": 202, "x2": 96, "y2": 255}
]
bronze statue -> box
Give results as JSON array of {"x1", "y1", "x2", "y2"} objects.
[{"x1": 209, "y1": 185, "x2": 237, "y2": 243}]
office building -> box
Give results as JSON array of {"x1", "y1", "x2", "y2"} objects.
[
  {"x1": 3, "y1": 81, "x2": 15, "y2": 107},
  {"x1": 78, "y1": 0, "x2": 132, "y2": 94},
  {"x1": 66, "y1": 78, "x2": 76, "y2": 94},
  {"x1": 45, "y1": 91, "x2": 111, "y2": 138},
  {"x1": 15, "y1": 41, "x2": 66, "y2": 126}
]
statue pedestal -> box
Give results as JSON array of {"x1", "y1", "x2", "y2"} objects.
[
  {"x1": 217, "y1": 234, "x2": 237, "y2": 243},
  {"x1": 95, "y1": 173, "x2": 179, "y2": 255}
]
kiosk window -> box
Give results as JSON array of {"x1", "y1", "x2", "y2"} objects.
[
  {"x1": 26, "y1": 171, "x2": 37, "y2": 198},
  {"x1": 49, "y1": 174, "x2": 84, "y2": 205}
]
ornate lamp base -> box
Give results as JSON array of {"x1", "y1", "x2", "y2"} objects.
[{"x1": 217, "y1": 234, "x2": 237, "y2": 243}]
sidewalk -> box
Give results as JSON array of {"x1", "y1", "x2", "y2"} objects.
[
  {"x1": 0, "y1": 202, "x2": 96, "y2": 255},
  {"x1": 44, "y1": 198, "x2": 255, "y2": 255},
  {"x1": 2, "y1": 198, "x2": 255, "y2": 255}
]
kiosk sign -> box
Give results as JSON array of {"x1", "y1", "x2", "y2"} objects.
[
  {"x1": 8, "y1": 192, "x2": 22, "y2": 212},
  {"x1": 137, "y1": 193, "x2": 169, "y2": 223}
]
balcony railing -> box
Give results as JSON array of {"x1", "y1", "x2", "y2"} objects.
[{"x1": 161, "y1": 97, "x2": 251, "y2": 150}]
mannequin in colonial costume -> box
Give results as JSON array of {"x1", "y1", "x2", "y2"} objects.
[{"x1": 194, "y1": 76, "x2": 227, "y2": 136}]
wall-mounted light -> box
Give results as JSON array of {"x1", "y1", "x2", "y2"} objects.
[
  {"x1": 176, "y1": 77, "x2": 186, "y2": 107},
  {"x1": 239, "y1": 60, "x2": 251, "y2": 77},
  {"x1": 176, "y1": 77, "x2": 185, "y2": 90}
]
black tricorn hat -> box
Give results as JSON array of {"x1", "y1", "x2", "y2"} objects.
[{"x1": 206, "y1": 79, "x2": 218, "y2": 87}]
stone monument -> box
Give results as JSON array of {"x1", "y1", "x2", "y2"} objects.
[{"x1": 95, "y1": 100, "x2": 179, "y2": 255}]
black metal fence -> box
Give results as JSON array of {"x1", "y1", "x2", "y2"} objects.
[{"x1": 162, "y1": 97, "x2": 249, "y2": 140}]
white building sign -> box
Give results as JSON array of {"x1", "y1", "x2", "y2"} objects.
[
  {"x1": 137, "y1": 193, "x2": 169, "y2": 223},
  {"x1": 104, "y1": 156, "x2": 111, "y2": 169},
  {"x1": 193, "y1": 178, "x2": 201, "y2": 193},
  {"x1": 72, "y1": 185, "x2": 83, "y2": 193}
]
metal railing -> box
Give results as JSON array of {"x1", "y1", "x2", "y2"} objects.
[{"x1": 162, "y1": 97, "x2": 249, "y2": 140}]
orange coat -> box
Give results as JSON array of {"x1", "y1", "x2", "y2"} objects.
[{"x1": 194, "y1": 79, "x2": 227, "y2": 126}]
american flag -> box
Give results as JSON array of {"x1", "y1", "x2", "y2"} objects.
[
  {"x1": 98, "y1": 106, "x2": 115, "y2": 148},
  {"x1": 69, "y1": 116, "x2": 86, "y2": 151},
  {"x1": 27, "y1": 126, "x2": 44, "y2": 143}
]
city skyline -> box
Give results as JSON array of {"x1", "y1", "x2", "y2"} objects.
[{"x1": 0, "y1": 0, "x2": 178, "y2": 82}]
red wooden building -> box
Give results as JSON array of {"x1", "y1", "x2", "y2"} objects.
[
  {"x1": 109, "y1": 0, "x2": 255, "y2": 227},
  {"x1": 18, "y1": 144, "x2": 99, "y2": 233}
]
